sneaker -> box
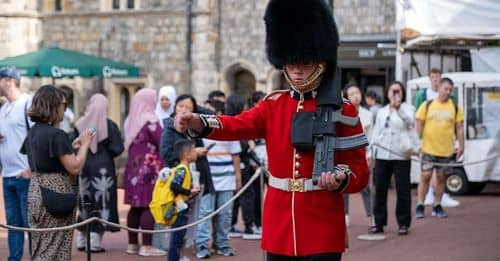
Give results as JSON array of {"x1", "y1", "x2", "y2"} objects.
[
  {"x1": 432, "y1": 204, "x2": 448, "y2": 218},
  {"x1": 229, "y1": 227, "x2": 243, "y2": 238},
  {"x1": 424, "y1": 189, "x2": 435, "y2": 206},
  {"x1": 180, "y1": 256, "x2": 191, "y2": 261},
  {"x1": 90, "y1": 232, "x2": 105, "y2": 253},
  {"x1": 138, "y1": 246, "x2": 167, "y2": 257},
  {"x1": 254, "y1": 226, "x2": 262, "y2": 234},
  {"x1": 242, "y1": 227, "x2": 262, "y2": 240},
  {"x1": 216, "y1": 247, "x2": 235, "y2": 257},
  {"x1": 345, "y1": 214, "x2": 350, "y2": 227},
  {"x1": 398, "y1": 226, "x2": 409, "y2": 235},
  {"x1": 126, "y1": 244, "x2": 139, "y2": 255},
  {"x1": 441, "y1": 193, "x2": 460, "y2": 208},
  {"x1": 369, "y1": 226, "x2": 384, "y2": 234},
  {"x1": 76, "y1": 232, "x2": 86, "y2": 251},
  {"x1": 415, "y1": 204, "x2": 425, "y2": 219},
  {"x1": 195, "y1": 247, "x2": 211, "y2": 259}
]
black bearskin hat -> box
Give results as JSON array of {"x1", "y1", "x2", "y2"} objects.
[{"x1": 264, "y1": 0, "x2": 339, "y2": 69}]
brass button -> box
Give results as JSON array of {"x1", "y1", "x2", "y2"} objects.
[
  {"x1": 294, "y1": 171, "x2": 301, "y2": 178},
  {"x1": 295, "y1": 153, "x2": 300, "y2": 159},
  {"x1": 295, "y1": 162, "x2": 300, "y2": 168}
]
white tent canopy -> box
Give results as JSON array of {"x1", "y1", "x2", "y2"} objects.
[
  {"x1": 397, "y1": 0, "x2": 500, "y2": 41},
  {"x1": 470, "y1": 48, "x2": 500, "y2": 72}
]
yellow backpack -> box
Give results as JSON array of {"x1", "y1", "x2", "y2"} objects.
[{"x1": 149, "y1": 164, "x2": 191, "y2": 226}]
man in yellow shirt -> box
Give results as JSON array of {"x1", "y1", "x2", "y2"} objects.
[{"x1": 415, "y1": 77, "x2": 464, "y2": 219}]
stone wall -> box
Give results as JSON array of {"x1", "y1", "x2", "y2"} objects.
[
  {"x1": 334, "y1": 0, "x2": 395, "y2": 35},
  {"x1": 218, "y1": 0, "x2": 271, "y2": 92},
  {"x1": 42, "y1": 10, "x2": 191, "y2": 93},
  {"x1": 0, "y1": 0, "x2": 42, "y2": 59}
]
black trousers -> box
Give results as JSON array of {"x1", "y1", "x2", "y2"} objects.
[
  {"x1": 373, "y1": 159, "x2": 412, "y2": 228},
  {"x1": 232, "y1": 168, "x2": 257, "y2": 229},
  {"x1": 267, "y1": 252, "x2": 341, "y2": 261}
]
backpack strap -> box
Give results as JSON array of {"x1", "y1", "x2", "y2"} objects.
[
  {"x1": 424, "y1": 99, "x2": 459, "y2": 133},
  {"x1": 24, "y1": 100, "x2": 30, "y2": 132}
]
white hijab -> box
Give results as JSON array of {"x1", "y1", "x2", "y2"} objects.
[{"x1": 155, "y1": 85, "x2": 177, "y2": 127}]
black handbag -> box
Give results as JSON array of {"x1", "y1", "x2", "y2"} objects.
[
  {"x1": 39, "y1": 185, "x2": 77, "y2": 218},
  {"x1": 27, "y1": 131, "x2": 77, "y2": 219}
]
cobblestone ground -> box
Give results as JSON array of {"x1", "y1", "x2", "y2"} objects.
[{"x1": 1, "y1": 182, "x2": 499, "y2": 261}]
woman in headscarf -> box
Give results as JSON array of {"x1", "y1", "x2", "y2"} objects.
[
  {"x1": 152, "y1": 86, "x2": 176, "y2": 250},
  {"x1": 72, "y1": 94, "x2": 125, "y2": 253},
  {"x1": 155, "y1": 86, "x2": 177, "y2": 127},
  {"x1": 123, "y1": 88, "x2": 166, "y2": 257}
]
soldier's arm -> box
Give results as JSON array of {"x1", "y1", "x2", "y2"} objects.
[
  {"x1": 334, "y1": 103, "x2": 369, "y2": 194},
  {"x1": 177, "y1": 99, "x2": 269, "y2": 141}
]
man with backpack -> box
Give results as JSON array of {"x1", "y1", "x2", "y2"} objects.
[
  {"x1": 0, "y1": 66, "x2": 32, "y2": 261},
  {"x1": 415, "y1": 68, "x2": 461, "y2": 208},
  {"x1": 415, "y1": 77, "x2": 464, "y2": 219}
]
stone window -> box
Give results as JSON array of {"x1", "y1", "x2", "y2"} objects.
[
  {"x1": 101, "y1": 0, "x2": 140, "y2": 11},
  {"x1": 55, "y1": 0, "x2": 62, "y2": 11},
  {"x1": 127, "y1": 0, "x2": 134, "y2": 9}
]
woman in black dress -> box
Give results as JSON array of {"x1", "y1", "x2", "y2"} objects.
[
  {"x1": 21, "y1": 85, "x2": 95, "y2": 260},
  {"x1": 73, "y1": 94, "x2": 124, "y2": 252}
]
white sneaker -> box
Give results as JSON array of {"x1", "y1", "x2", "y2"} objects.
[
  {"x1": 90, "y1": 232, "x2": 105, "y2": 252},
  {"x1": 441, "y1": 193, "x2": 460, "y2": 207},
  {"x1": 126, "y1": 244, "x2": 139, "y2": 255},
  {"x1": 76, "y1": 232, "x2": 86, "y2": 251},
  {"x1": 180, "y1": 256, "x2": 191, "y2": 261},
  {"x1": 345, "y1": 214, "x2": 350, "y2": 227},
  {"x1": 242, "y1": 227, "x2": 262, "y2": 240},
  {"x1": 424, "y1": 189, "x2": 435, "y2": 206},
  {"x1": 254, "y1": 226, "x2": 262, "y2": 234},
  {"x1": 138, "y1": 246, "x2": 167, "y2": 256}
]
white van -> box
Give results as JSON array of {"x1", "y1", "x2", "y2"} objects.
[{"x1": 406, "y1": 72, "x2": 500, "y2": 194}]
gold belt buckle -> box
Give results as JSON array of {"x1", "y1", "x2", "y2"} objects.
[{"x1": 288, "y1": 179, "x2": 305, "y2": 192}]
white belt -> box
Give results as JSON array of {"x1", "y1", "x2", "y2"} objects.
[{"x1": 268, "y1": 174, "x2": 324, "y2": 192}]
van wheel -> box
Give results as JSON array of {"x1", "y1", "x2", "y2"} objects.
[
  {"x1": 446, "y1": 168, "x2": 469, "y2": 195},
  {"x1": 468, "y1": 182, "x2": 487, "y2": 195}
]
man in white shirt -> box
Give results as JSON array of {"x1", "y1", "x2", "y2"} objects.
[
  {"x1": 0, "y1": 67, "x2": 32, "y2": 261},
  {"x1": 194, "y1": 99, "x2": 242, "y2": 258}
]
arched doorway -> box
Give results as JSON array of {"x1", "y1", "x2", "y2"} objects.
[{"x1": 233, "y1": 69, "x2": 256, "y2": 98}]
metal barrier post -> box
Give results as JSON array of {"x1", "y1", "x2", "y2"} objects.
[{"x1": 83, "y1": 198, "x2": 92, "y2": 261}]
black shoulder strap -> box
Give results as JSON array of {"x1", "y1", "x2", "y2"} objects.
[
  {"x1": 24, "y1": 101, "x2": 30, "y2": 132},
  {"x1": 424, "y1": 100, "x2": 433, "y2": 120}
]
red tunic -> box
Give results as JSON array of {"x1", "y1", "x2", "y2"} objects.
[{"x1": 207, "y1": 90, "x2": 369, "y2": 256}]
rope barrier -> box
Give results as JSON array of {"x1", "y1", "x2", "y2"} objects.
[
  {"x1": 1, "y1": 146, "x2": 497, "y2": 233},
  {"x1": 372, "y1": 143, "x2": 499, "y2": 167},
  {"x1": 0, "y1": 168, "x2": 263, "y2": 234}
]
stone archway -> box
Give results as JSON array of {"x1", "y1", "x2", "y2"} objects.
[{"x1": 223, "y1": 61, "x2": 257, "y2": 99}]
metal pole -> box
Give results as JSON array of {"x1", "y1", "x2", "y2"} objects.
[
  {"x1": 260, "y1": 168, "x2": 266, "y2": 261},
  {"x1": 84, "y1": 197, "x2": 92, "y2": 261}
]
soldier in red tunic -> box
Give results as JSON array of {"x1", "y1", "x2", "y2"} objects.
[{"x1": 175, "y1": 0, "x2": 369, "y2": 260}]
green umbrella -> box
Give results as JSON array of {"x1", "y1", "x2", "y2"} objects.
[{"x1": 0, "y1": 47, "x2": 140, "y2": 78}]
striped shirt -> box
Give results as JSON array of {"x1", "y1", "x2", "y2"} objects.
[{"x1": 203, "y1": 139, "x2": 241, "y2": 191}]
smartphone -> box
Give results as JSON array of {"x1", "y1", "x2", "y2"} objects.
[{"x1": 207, "y1": 143, "x2": 216, "y2": 151}]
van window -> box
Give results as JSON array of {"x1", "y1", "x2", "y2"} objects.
[{"x1": 466, "y1": 86, "x2": 500, "y2": 140}]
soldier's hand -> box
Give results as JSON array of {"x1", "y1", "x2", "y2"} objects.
[
  {"x1": 318, "y1": 171, "x2": 346, "y2": 191},
  {"x1": 174, "y1": 112, "x2": 202, "y2": 133}
]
